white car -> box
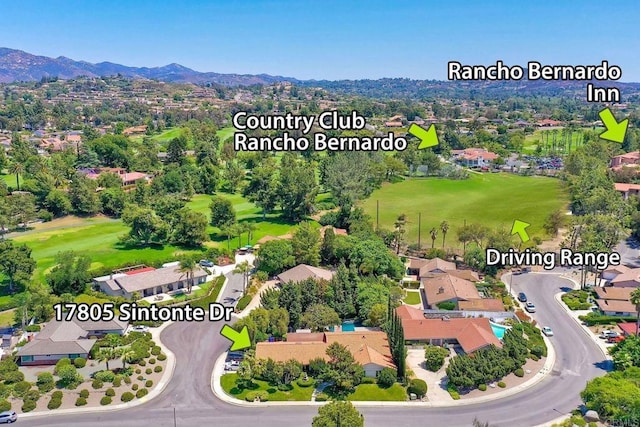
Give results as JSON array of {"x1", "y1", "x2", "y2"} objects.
[
  {"x1": 542, "y1": 326, "x2": 553, "y2": 337},
  {"x1": 131, "y1": 325, "x2": 149, "y2": 333},
  {"x1": 524, "y1": 302, "x2": 536, "y2": 313}
]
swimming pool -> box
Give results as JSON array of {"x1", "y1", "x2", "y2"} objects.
[
  {"x1": 490, "y1": 321, "x2": 509, "y2": 340},
  {"x1": 342, "y1": 321, "x2": 356, "y2": 332}
]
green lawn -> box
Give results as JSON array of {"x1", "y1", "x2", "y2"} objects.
[
  {"x1": 521, "y1": 128, "x2": 603, "y2": 155},
  {"x1": 220, "y1": 373, "x2": 315, "y2": 401},
  {"x1": 0, "y1": 309, "x2": 15, "y2": 328},
  {"x1": 347, "y1": 383, "x2": 407, "y2": 401},
  {"x1": 217, "y1": 127, "x2": 236, "y2": 143},
  {"x1": 1, "y1": 174, "x2": 20, "y2": 189},
  {"x1": 360, "y1": 173, "x2": 568, "y2": 246},
  {"x1": 403, "y1": 291, "x2": 421, "y2": 305},
  {"x1": 151, "y1": 128, "x2": 184, "y2": 144}
]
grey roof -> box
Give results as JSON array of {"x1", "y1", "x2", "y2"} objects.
[
  {"x1": 277, "y1": 264, "x2": 334, "y2": 283},
  {"x1": 103, "y1": 265, "x2": 208, "y2": 294},
  {"x1": 17, "y1": 338, "x2": 96, "y2": 357}
]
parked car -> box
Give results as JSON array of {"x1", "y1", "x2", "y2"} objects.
[
  {"x1": 131, "y1": 325, "x2": 149, "y2": 333},
  {"x1": 199, "y1": 259, "x2": 215, "y2": 268},
  {"x1": 518, "y1": 292, "x2": 527, "y2": 302},
  {"x1": 542, "y1": 326, "x2": 554, "y2": 337},
  {"x1": 607, "y1": 335, "x2": 625, "y2": 343},
  {"x1": 525, "y1": 302, "x2": 536, "y2": 313},
  {"x1": 600, "y1": 330, "x2": 620, "y2": 339},
  {"x1": 0, "y1": 411, "x2": 17, "y2": 423}
]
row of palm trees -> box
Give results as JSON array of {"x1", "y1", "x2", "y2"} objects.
[
  {"x1": 219, "y1": 222, "x2": 258, "y2": 250},
  {"x1": 95, "y1": 334, "x2": 136, "y2": 371}
]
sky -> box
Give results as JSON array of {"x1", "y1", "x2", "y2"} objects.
[{"x1": 1, "y1": 0, "x2": 639, "y2": 81}]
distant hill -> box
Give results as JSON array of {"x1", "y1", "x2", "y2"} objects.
[{"x1": 0, "y1": 47, "x2": 299, "y2": 86}]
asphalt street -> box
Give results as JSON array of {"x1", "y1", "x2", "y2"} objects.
[{"x1": 20, "y1": 273, "x2": 609, "y2": 427}]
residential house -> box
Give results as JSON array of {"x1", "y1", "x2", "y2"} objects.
[
  {"x1": 422, "y1": 274, "x2": 481, "y2": 309},
  {"x1": 609, "y1": 268, "x2": 640, "y2": 288},
  {"x1": 396, "y1": 306, "x2": 502, "y2": 353},
  {"x1": 80, "y1": 167, "x2": 150, "y2": 188},
  {"x1": 614, "y1": 183, "x2": 640, "y2": 200},
  {"x1": 451, "y1": 148, "x2": 499, "y2": 168},
  {"x1": 536, "y1": 119, "x2": 563, "y2": 127},
  {"x1": 16, "y1": 318, "x2": 128, "y2": 366},
  {"x1": 619, "y1": 322, "x2": 640, "y2": 337},
  {"x1": 94, "y1": 264, "x2": 208, "y2": 299},
  {"x1": 611, "y1": 151, "x2": 640, "y2": 170},
  {"x1": 602, "y1": 265, "x2": 631, "y2": 281},
  {"x1": 255, "y1": 331, "x2": 395, "y2": 377},
  {"x1": 594, "y1": 287, "x2": 637, "y2": 316},
  {"x1": 276, "y1": 264, "x2": 335, "y2": 284}
]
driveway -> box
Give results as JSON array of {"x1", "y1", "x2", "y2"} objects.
[{"x1": 19, "y1": 272, "x2": 609, "y2": 427}]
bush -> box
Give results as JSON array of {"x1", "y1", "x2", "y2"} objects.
[
  {"x1": 148, "y1": 358, "x2": 156, "y2": 365},
  {"x1": 13, "y1": 381, "x2": 31, "y2": 398},
  {"x1": 25, "y1": 324, "x2": 41, "y2": 332},
  {"x1": 56, "y1": 364, "x2": 82, "y2": 389},
  {"x1": 145, "y1": 380, "x2": 153, "y2": 388},
  {"x1": 94, "y1": 370, "x2": 116, "y2": 383},
  {"x1": 52, "y1": 390, "x2": 63, "y2": 400},
  {"x1": 514, "y1": 368, "x2": 525, "y2": 377},
  {"x1": 360, "y1": 377, "x2": 376, "y2": 384},
  {"x1": 25, "y1": 390, "x2": 40, "y2": 402},
  {"x1": 21, "y1": 400, "x2": 36, "y2": 412},
  {"x1": 37, "y1": 372, "x2": 55, "y2": 393},
  {"x1": 132, "y1": 384, "x2": 139, "y2": 391},
  {"x1": 315, "y1": 392, "x2": 328, "y2": 402},
  {"x1": 79, "y1": 389, "x2": 90, "y2": 398},
  {"x1": 245, "y1": 390, "x2": 268, "y2": 402},
  {"x1": 92, "y1": 379, "x2": 104, "y2": 389},
  {"x1": 135, "y1": 369, "x2": 141, "y2": 374},
  {"x1": 497, "y1": 381, "x2": 506, "y2": 388},
  {"x1": 73, "y1": 357, "x2": 86, "y2": 368},
  {"x1": 113, "y1": 376, "x2": 122, "y2": 387},
  {"x1": 0, "y1": 400, "x2": 10, "y2": 412},
  {"x1": 121, "y1": 391, "x2": 135, "y2": 402},
  {"x1": 235, "y1": 295, "x2": 252, "y2": 311},
  {"x1": 377, "y1": 368, "x2": 397, "y2": 388},
  {"x1": 277, "y1": 383, "x2": 293, "y2": 391},
  {"x1": 296, "y1": 377, "x2": 315, "y2": 387},
  {"x1": 48, "y1": 397, "x2": 62, "y2": 410},
  {"x1": 424, "y1": 345, "x2": 449, "y2": 372},
  {"x1": 137, "y1": 375, "x2": 144, "y2": 381},
  {"x1": 436, "y1": 301, "x2": 456, "y2": 311},
  {"x1": 407, "y1": 379, "x2": 428, "y2": 398},
  {"x1": 106, "y1": 388, "x2": 115, "y2": 397},
  {"x1": 154, "y1": 366, "x2": 163, "y2": 373},
  {"x1": 530, "y1": 345, "x2": 545, "y2": 358},
  {"x1": 136, "y1": 388, "x2": 148, "y2": 399},
  {"x1": 75, "y1": 397, "x2": 87, "y2": 406},
  {"x1": 478, "y1": 384, "x2": 487, "y2": 391},
  {"x1": 151, "y1": 346, "x2": 161, "y2": 356},
  {"x1": 146, "y1": 368, "x2": 153, "y2": 375},
  {"x1": 124, "y1": 376, "x2": 132, "y2": 384},
  {"x1": 139, "y1": 360, "x2": 146, "y2": 367},
  {"x1": 2, "y1": 370, "x2": 24, "y2": 384},
  {"x1": 100, "y1": 396, "x2": 112, "y2": 405},
  {"x1": 447, "y1": 384, "x2": 460, "y2": 400},
  {"x1": 578, "y1": 312, "x2": 635, "y2": 326},
  {"x1": 54, "y1": 358, "x2": 71, "y2": 375},
  {"x1": 561, "y1": 290, "x2": 593, "y2": 310},
  {"x1": 157, "y1": 353, "x2": 167, "y2": 361},
  {"x1": 308, "y1": 358, "x2": 328, "y2": 378}
]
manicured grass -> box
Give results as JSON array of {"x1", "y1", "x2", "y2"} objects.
[
  {"x1": 74, "y1": 294, "x2": 112, "y2": 305},
  {"x1": 220, "y1": 373, "x2": 315, "y2": 401},
  {"x1": 151, "y1": 128, "x2": 184, "y2": 144},
  {"x1": 217, "y1": 127, "x2": 236, "y2": 143},
  {"x1": 190, "y1": 276, "x2": 226, "y2": 309},
  {"x1": 0, "y1": 309, "x2": 15, "y2": 328},
  {"x1": 521, "y1": 128, "x2": 602, "y2": 154},
  {"x1": 360, "y1": 174, "x2": 568, "y2": 245},
  {"x1": 1, "y1": 173, "x2": 20, "y2": 189},
  {"x1": 347, "y1": 383, "x2": 407, "y2": 401},
  {"x1": 403, "y1": 291, "x2": 421, "y2": 305}
]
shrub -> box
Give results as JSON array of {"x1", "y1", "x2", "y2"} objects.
[
  {"x1": 497, "y1": 381, "x2": 506, "y2": 388},
  {"x1": 106, "y1": 388, "x2": 115, "y2": 397},
  {"x1": 135, "y1": 369, "x2": 141, "y2": 374},
  {"x1": 145, "y1": 368, "x2": 152, "y2": 375},
  {"x1": 308, "y1": 358, "x2": 328, "y2": 378},
  {"x1": 113, "y1": 376, "x2": 122, "y2": 387},
  {"x1": 48, "y1": 397, "x2": 62, "y2": 409},
  {"x1": 94, "y1": 370, "x2": 116, "y2": 383},
  {"x1": 154, "y1": 366, "x2": 163, "y2": 373},
  {"x1": 54, "y1": 357, "x2": 71, "y2": 375},
  {"x1": 157, "y1": 353, "x2": 167, "y2": 361},
  {"x1": 447, "y1": 384, "x2": 460, "y2": 400},
  {"x1": 244, "y1": 391, "x2": 268, "y2": 402},
  {"x1": 277, "y1": 383, "x2": 293, "y2": 391},
  {"x1": 52, "y1": 390, "x2": 63, "y2": 400},
  {"x1": 148, "y1": 358, "x2": 156, "y2": 365},
  {"x1": 57, "y1": 364, "x2": 82, "y2": 389},
  {"x1": 531, "y1": 345, "x2": 545, "y2": 358},
  {"x1": 25, "y1": 324, "x2": 41, "y2": 332},
  {"x1": 132, "y1": 384, "x2": 139, "y2": 391},
  {"x1": 75, "y1": 397, "x2": 87, "y2": 406},
  {"x1": 407, "y1": 379, "x2": 428, "y2": 398},
  {"x1": 92, "y1": 379, "x2": 104, "y2": 389},
  {"x1": 360, "y1": 377, "x2": 376, "y2": 384},
  {"x1": 13, "y1": 381, "x2": 31, "y2": 398},
  {"x1": 145, "y1": 380, "x2": 153, "y2": 388},
  {"x1": 514, "y1": 368, "x2": 525, "y2": 377},
  {"x1": 315, "y1": 392, "x2": 328, "y2": 402},
  {"x1": 578, "y1": 312, "x2": 635, "y2": 326},
  {"x1": 37, "y1": 372, "x2": 55, "y2": 393},
  {"x1": 73, "y1": 357, "x2": 87, "y2": 368},
  {"x1": 296, "y1": 377, "x2": 315, "y2": 387},
  {"x1": 136, "y1": 388, "x2": 148, "y2": 398},
  {"x1": 124, "y1": 376, "x2": 132, "y2": 384},
  {"x1": 25, "y1": 390, "x2": 40, "y2": 402},
  {"x1": 377, "y1": 368, "x2": 397, "y2": 388},
  {"x1": 139, "y1": 360, "x2": 146, "y2": 367},
  {"x1": 21, "y1": 400, "x2": 36, "y2": 412},
  {"x1": 121, "y1": 391, "x2": 134, "y2": 402},
  {"x1": 236, "y1": 295, "x2": 252, "y2": 311},
  {"x1": 100, "y1": 396, "x2": 112, "y2": 405},
  {"x1": 0, "y1": 400, "x2": 10, "y2": 412},
  {"x1": 478, "y1": 384, "x2": 487, "y2": 391},
  {"x1": 436, "y1": 301, "x2": 456, "y2": 311},
  {"x1": 137, "y1": 375, "x2": 144, "y2": 381},
  {"x1": 424, "y1": 345, "x2": 449, "y2": 372},
  {"x1": 2, "y1": 370, "x2": 24, "y2": 384},
  {"x1": 151, "y1": 346, "x2": 161, "y2": 356}
]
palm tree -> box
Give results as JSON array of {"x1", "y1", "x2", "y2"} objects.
[
  {"x1": 220, "y1": 226, "x2": 233, "y2": 250},
  {"x1": 430, "y1": 227, "x2": 438, "y2": 249},
  {"x1": 232, "y1": 223, "x2": 243, "y2": 249},
  {"x1": 243, "y1": 222, "x2": 258, "y2": 246},
  {"x1": 631, "y1": 288, "x2": 640, "y2": 337},
  {"x1": 9, "y1": 162, "x2": 24, "y2": 191},
  {"x1": 119, "y1": 347, "x2": 136, "y2": 370},
  {"x1": 98, "y1": 347, "x2": 117, "y2": 371},
  {"x1": 440, "y1": 221, "x2": 449, "y2": 249},
  {"x1": 179, "y1": 255, "x2": 198, "y2": 294},
  {"x1": 233, "y1": 260, "x2": 252, "y2": 295}
]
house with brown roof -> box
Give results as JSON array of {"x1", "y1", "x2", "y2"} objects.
[
  {"x1": 255, "y1": 331, "x2": 394, "y2": 377},
  {"x1": 94, "y1": 264, "x2": 208, "y2": 299},
  {"x1": 276, "y1": 264, "x2": 334, "y2": 284},
  {"x1": 16, "y1": 317, "x2": 128, "y2": 366},
  {"x1": 614, "y1": 183, "x2": 640, "y2": 200},
  {"x1": 610, "y1": 268, "x2": 640, "y2": 288},
  {"x1": 396, "y1": 307, "x2": 502, "y2": 354},
  {"x1": 422, "y1": 274, "x2": 481, "y2": 309},
  {"x1": 602, "y1": 265, "x2": 631, "y2": 281},
  {"x1": 451, "y1": 148, "x2": 499, "y2": 168},
  {"x1": 611, "y1": 151, "x2": 640, "y2": 170},
  {"x1": 594, "y1": 287, "x2": 637, "y2": 316}
]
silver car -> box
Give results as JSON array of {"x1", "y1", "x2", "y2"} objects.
[{"x1": 0, "y1": 411, "x2": 17, "y2": 423}]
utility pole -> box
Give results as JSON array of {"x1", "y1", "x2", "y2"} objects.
[{"x1": 174, "y1": 407, "x2": 177, "y2": 427}]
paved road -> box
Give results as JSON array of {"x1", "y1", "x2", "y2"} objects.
[
  {"x1": 615, "y1": 237, "x2": 640, "y2": 267},
  {"x1": 219, "y1": 272, "x2": 246, "y2": 307},
  {"x1": 21, "y1": 273, "x2": 609, "y2": 427}
]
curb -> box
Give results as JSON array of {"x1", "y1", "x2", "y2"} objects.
[{"x1": 20, "y1": 321, "x2": 177, "y2": 419}]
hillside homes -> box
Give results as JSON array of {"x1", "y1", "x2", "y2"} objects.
[{"x1": 451, "y1": 148, "x2": 499, "y2": 168}]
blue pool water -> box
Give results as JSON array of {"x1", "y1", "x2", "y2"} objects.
[
  {"x1": 490, "y1": 322, "x2": 509, "y2": 340},
  {"x1": 342, "y1": 321, "x2": 356, "y2": 332}
]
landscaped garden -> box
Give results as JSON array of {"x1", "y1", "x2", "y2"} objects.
[
  {"x1": 561, "y1": 290, "x2": 593, "y2": 310},
  {"x1": 403, "y1": 290, "x2": 421, "y2": 305}
]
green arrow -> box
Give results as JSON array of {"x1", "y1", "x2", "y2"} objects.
[
  {"x1": 599, "y1": 107, "x2": 628, "y2": 143},
  {"x1": 220, "y1": 325, "x2": 251, "y2": 351},
  {"x1": 408, "y1": 123, "x2": 439, "y2": 149},
  {"x1": 511, "y1": 220, "x2": 531, "y2": 243}
]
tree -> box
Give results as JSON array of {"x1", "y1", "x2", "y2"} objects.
[
  {"x1": 323, "y1": 342, "x2": 364, "y2": 395},
  {"x1": 178, "y1": 254, "x2": 198, "y2": 294},
  {"x1": 366, "y1": 303, "x2": 387, "y2": 327},
  {"x1": 243, "y1": 160, "x2": 278, "y2": 218},
  {"x1": 56, "y1": 364, "x2": 82, "y2": 389},
  {"x1": 44, "y1": 190, "x2": 72, "y2": 217},
  {"x1": 120, "y1": 347, "x2": 136, "y2": 370},
  {"x1": 97, "y1": 347, "x2": 118, "y2": 371},
  {"x1": 430, "y1": 227, "x2": 438, "y2": 249},
  {"x1": 277, "y1": 154, "x2": 318, "y2": 221},
  {"x1": 121, "y1": 206, "x2": 168, "y2": 246},
  {"x1": 209, "y1": 196, "x2": 236, "y2": 228},
  {"x1": 233, "y1": 261, "x2": 252, "y2": 295},
  {"x1": 69, "y1": 173, "x2": 100, "y2": 215},
  {"x1": 99, "y1": 187, "x2": 127, "y2": 217},
  {"x1": 9, "y1": 161, "x2": 24, "y2": 191},
  {"x1": 0, "y1": 241, "x2": 36, "y2": 292},
  {"x1": 171, "y1": 208, "x2": 208, "y2": 247},
  {"x1": 7, "y1": 192, "x2": 38, "y2": 228},
  {"x1": 281, "y1": 359, "x2": 302, "y2": 385},
  {"x1": 256, "y1": 239, "x2": 295, "y2": 276},
  {"x1": 632, "y1": 288, "x2": 640, "y2": 337},
  {"x1": 242, "y1": 222, "x2": 258, "y2": 246},
  {"x1": 581, "y1": 367, "x2": 640, "y2": 422},
  {"x1": 393, "y1": 214, "x2": 407, "y2": 254},
  {"x1": 166, "y1": 134, "x2": 187, "y2": 165},
  {"x1": 292, "y1": 222, "x2": 321, "y2": 266},
  {"x1": 301, "y1": 304, "x2": 340, "y2": 332},
  {"x1": 46, "y1": 251, "x2": 92, "y2": 296},
  {"x1": 312, "y1": 400, "x2": 363, "y2": 427},
  {"x1": 543, "y1": 209, "x2": 564, "y2": 237},
  {"x1": 424, "y1": 345, "x2": 449, "y2": 371},
  {"x1": 321, "y1": 227, "x2": 337, "y2": 265},
  {"x1": 440, "y1": 220, "x2": 449, "y2": 248},
  {"x1": 377, "y1": 367, "x2": 397, "y2": 388}
]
